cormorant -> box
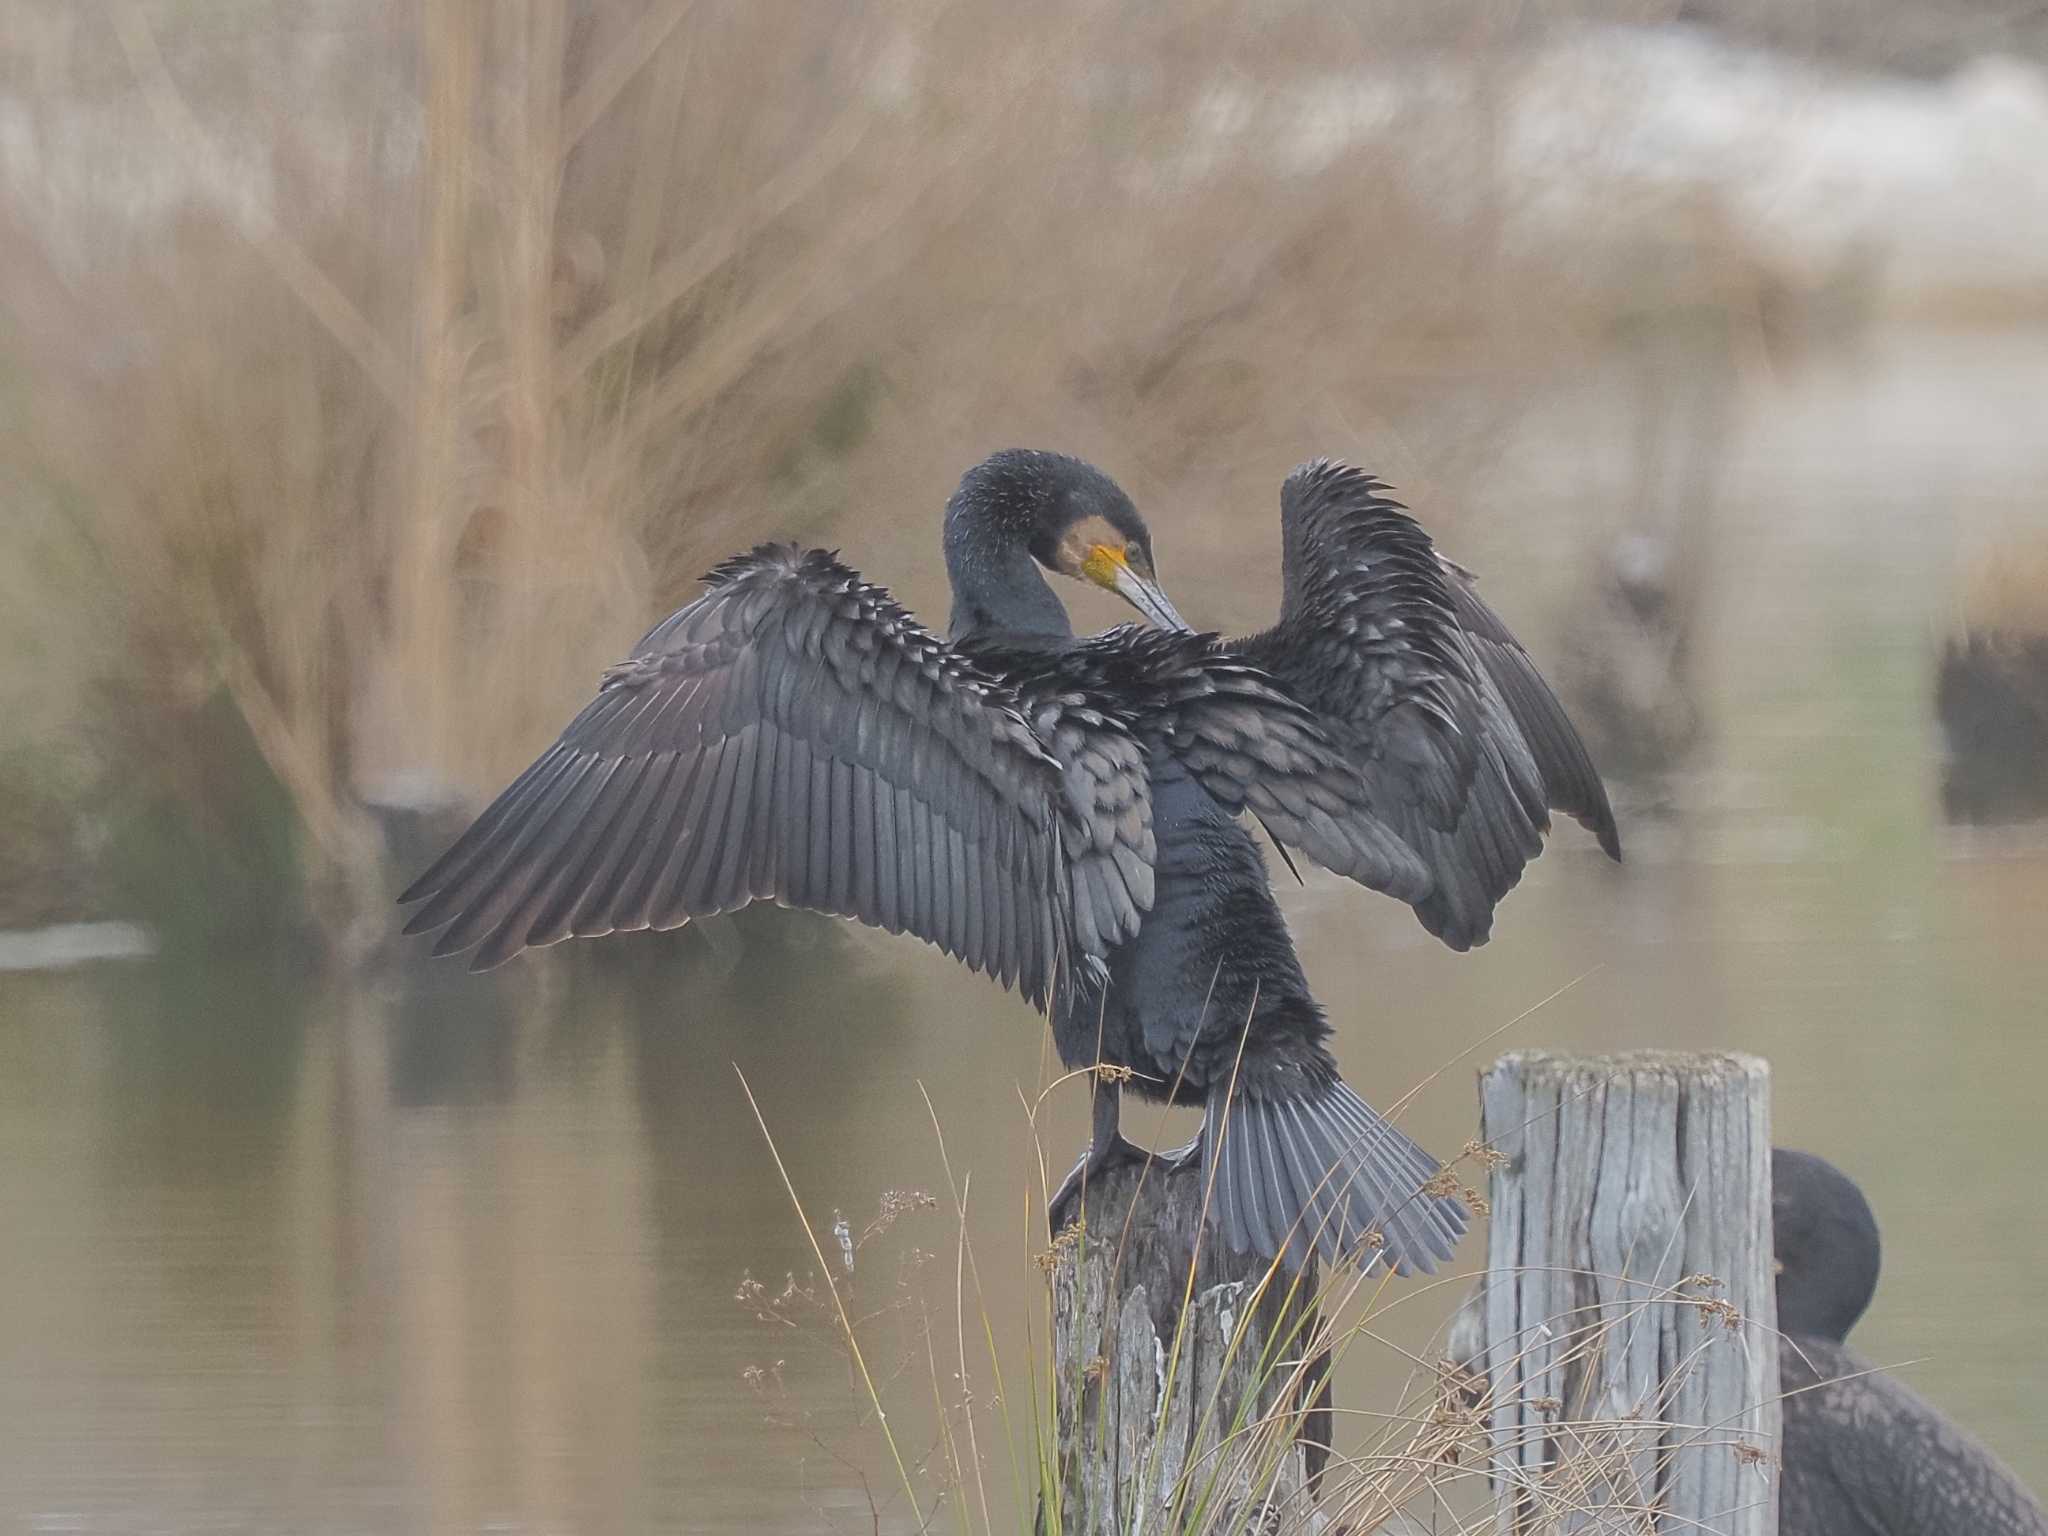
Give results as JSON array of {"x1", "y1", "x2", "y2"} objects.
[
  {"x1": 1774, "y1": 1148, "x2": 2048, "y2": 1535},
  {"x1": 400, "y1": 449, "x2": 1619, "y2": 1274}
]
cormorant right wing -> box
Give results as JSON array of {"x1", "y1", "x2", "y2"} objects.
[
  {"x1": 1230, "y1": 460, "x2": 1617, "y2": 949},
  {"x1": 399, "y1": 544, "x2": 1086, "y2": 1004}
]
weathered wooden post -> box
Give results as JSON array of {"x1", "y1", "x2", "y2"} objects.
[
  {"x1": 1454, "y1": 1051, "x2": 1781, "y2": 1535},
  {"x1": 1047, "y1": 1155, "x2": 1333, "y2": 1535}
]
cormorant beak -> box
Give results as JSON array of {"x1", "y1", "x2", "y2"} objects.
[
  {"x1": 1112, "y1": 563, "x2": 1192, "y2": 631},
  {"x1": 1084, "y1": 545, "x2": 1192, "y2": 632}
]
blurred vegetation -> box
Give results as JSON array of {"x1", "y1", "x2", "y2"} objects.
[
  {"x1": 1939, "y1": 538, "x2": 2048, "y2": 823},
  {"x1": 0, "y1": 0, "x2": 2040, "y2": 951}
]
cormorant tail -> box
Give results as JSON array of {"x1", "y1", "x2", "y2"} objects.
[{"x1": 1207, "y1": 1082, "x2": 1469, "y2": 1275}]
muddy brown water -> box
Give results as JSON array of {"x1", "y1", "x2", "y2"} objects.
[{"x1": 3, "y1": 330, "x2": 2045, "y2": 1532}]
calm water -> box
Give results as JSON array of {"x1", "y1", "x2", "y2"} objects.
[{"x1": 3, "y1": 330, "x2": 2046, "y2": 1533}]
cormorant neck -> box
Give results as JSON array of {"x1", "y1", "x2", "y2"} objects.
[{"x1": 944, "y1": 502, "x2": 1074, "y2": 644}]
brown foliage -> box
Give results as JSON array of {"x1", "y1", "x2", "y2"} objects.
[{"x1": 1, "y1": 0, "x2": 1615, "y2": 941}]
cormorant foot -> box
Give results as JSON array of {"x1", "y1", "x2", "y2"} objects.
[{"x1": 1047, "y1": 1134, "x2": 1165, "y2": 1237}]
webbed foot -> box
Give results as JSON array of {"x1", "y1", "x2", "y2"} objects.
[{"x1": 1047, "y1": 1134, "x2": 1159, "y2": 1236}]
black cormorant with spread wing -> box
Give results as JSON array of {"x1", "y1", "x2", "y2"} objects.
[
  {"x1": 1774, "y1": 1149, "x2": 2048, "y2": 1536},
  {"x1": 400, "y1": 449, "x2": 1618, "y2": 1274}
]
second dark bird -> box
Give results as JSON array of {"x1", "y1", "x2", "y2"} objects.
[
  {"x1": 400, "y1": 450, "x2": 1620, "y2": 1274},
  {"x1": 1775, "y1": 1148, "x2": 2048, "y2": 1536}
]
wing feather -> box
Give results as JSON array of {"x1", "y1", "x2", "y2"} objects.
[
  {"x1": 404, "y1": 750, "x2": 581, "y2": 926},
  {"x1": 872, "y1": 771, "x2": 900, "y2": 931},
  {"x1": 850, "y1": 761, "x2": 878, "y2": 917},
  {"x1": 1440, "y1": 555, "x2": 1621, "y2": 858},
  {"x1": 530, "y1": 751, "x2": 660, "y2": 944},
  {"x1": 779, "y1": 730, "x2": 812, "y2": 903},
  {"x1": 611, "y1": 749, "x2": 703, "y2": 932},
  {"x1": 746, "y1": 720, "x2": 782, "y2": 900}
]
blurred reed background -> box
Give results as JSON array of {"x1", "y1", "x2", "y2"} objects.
[
  {"x1": 6, "y1": 0, "x2": 2042, "y2": 952},
  {"x1": 3, "y1": 3, "x2": 2048, "y2": 1533}
]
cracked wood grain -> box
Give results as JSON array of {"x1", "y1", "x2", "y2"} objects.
[
  {"x1": 1046, "y1": 1156, "x2": 1333, "y2": 1535},
  {"x1": 1454, "y1": 1051, "x2": 1781, "y2": 1535}
]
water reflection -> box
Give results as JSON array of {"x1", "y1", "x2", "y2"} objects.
[{"x1": 3, "y1": 332, "x2": 2047, "y2": 1532}]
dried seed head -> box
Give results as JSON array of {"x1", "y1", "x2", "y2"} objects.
[
  {"x1": 1421, "y1": 1168, "x2": 1463, "y2": 1199},
  {"x1": 1697, "y1": 1297, "x2": 1743, "y2": 1332},
  {"x1": 1462, "y1": 1138, "x2": 1509, "y2": 1170},
  {"x1": 1035, "y1": 1218, "x2": 1087, "y2": 1271}
]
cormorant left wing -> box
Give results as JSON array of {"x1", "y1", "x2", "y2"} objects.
[{"x1": 399, "y1": 544, "x2": 1073, "y2": 1001}]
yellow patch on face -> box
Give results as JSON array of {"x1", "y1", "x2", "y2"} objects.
[
  {"x1": 1079, "y1": 542, "x2": 1131, "y2": 591},
  {"x1": 1055, "y1": 515, "x2": 1134, "y2": 588}
]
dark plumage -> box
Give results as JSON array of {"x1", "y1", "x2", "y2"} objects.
[
  {"x1": 1774, "y1": 1148, "x2": 2048, "y2": 1536},
  {"x1": 1233, "y1": 462, "x2": 1620, "y2": 947},
  {"x1": 401, "y1": 448, "x2": 1618, "y2": 1274}
]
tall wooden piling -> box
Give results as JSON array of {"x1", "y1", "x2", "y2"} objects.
[
  {"x1": 1457, "y1": 1051, "x2": 1781, "y2": 1535},
  {"x1": 1045, "y1": 1155, "x2": 1332, "y2": 1536}
]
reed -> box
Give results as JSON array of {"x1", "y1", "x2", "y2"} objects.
[{"x1": 734, "y1": 1053, "x2": 1795, "y2": 1535}]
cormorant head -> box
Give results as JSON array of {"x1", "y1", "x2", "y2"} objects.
[
  {"x1": 1773, "y1": 1147, "x2": 1882, "y2": 1343},
  {"x1": 945, "y1": 449, "x2": 1188, "y2": 635}
]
